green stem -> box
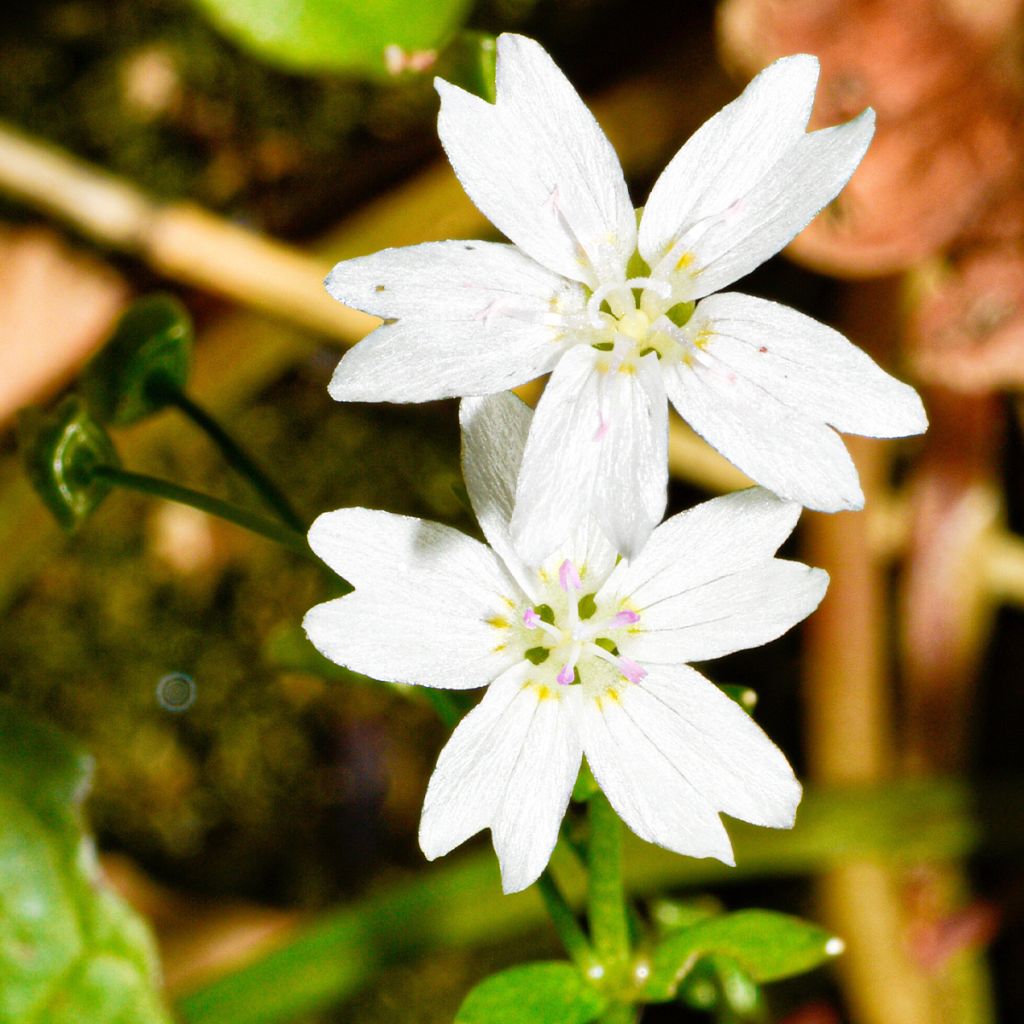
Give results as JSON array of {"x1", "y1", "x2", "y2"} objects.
[
  {"x1": 588, "y1": 792, "x2": 631, "y2": 970},
  {"x1": 175, "y1": 776, "x2": 1024, "y2": 1024},
  {"x1": 536, "y1": 870, "x2": 597, "y2": 973},
  {"x1": 93, "y1": 465, "x2": 312, "y2": 558},
  {"x1": 153, "y1": 381, "x2": 305, "y2": 531}
]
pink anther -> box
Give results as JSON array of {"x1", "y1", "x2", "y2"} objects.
[
  {"x1": 618, "y1": 656, "x2": 647, "y2": 684},
  {"x1": 558, "y1": 559, "x2": 582, "y2": 593},
  {"x1": 611, "y1": 610, "x2": 640, "y2": 627}
]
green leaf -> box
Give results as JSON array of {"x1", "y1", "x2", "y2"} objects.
[
  {"x1": 18, "y1": 396, "x2": 120, "y2": 531},
  {"x1": 0, "y1": 697, "x2": 173, "y2": 1024},
  {"x1": 189, "y1": 0, "x2": 473, "y2": 78},
  {"x1": 456, "y1": 962, "x2": 608, "y2": 1024},
  {"x1": 81, "y1": 294, "x2": 192, "y2": 426},
  {"x1": 642, "y1": 910, "x2": 842, "y2": 1003}
]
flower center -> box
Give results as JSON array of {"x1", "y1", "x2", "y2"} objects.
[
  {"x1": 585, "y1": 274, "x2": 698, "y2": 368},
  {"x1": 520, "y1": 559, "x2": 645, "y2": 688}
]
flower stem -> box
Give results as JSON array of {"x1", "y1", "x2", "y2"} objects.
[
  {"x1": 536, "y1": 870, "x2": 597, "y2": 974},
  {"x1": 587, "y1": 792, "x2": 631, "y2": 970},
  {"x1": 152, "y1": 380, "x2": 306, "y2": 532},
  {"x1": 420, "y1": 688, "x2": 463, "y2": 729},
  {"x1": 92, "y1": 465, "x2": 312, "y2": 558}
]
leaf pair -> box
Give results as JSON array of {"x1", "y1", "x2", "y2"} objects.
[{"x1": 457, "y1": 910, "x2": 841, "y2": 1023}]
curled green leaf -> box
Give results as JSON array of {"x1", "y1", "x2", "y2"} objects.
[
  {"x1": 456, "y1": 961, "x2": 608, "y2": 1024},
  {"x1": 642, "y1": 910, "x2": 842, "y2": 1004},
  {"x1": 81, "y1": 294, "x2": 192, "y2": 426},
  {"x1": 18, "y1": 396, "x2": 120, "y2": 531}
]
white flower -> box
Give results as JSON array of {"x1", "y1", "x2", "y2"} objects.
[
  {"x1": 304, "y1": 392, "x2": 825, "y2": 893},
  {"x1": 324, "y1": 35, "x2": 926, "y2": 563}
]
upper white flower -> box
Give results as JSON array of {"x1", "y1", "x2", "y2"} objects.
[
  {"x1": 303, "y1": 392, "x2": 826, "y2": 893},
  {"x1": 324, "y1": 35, "x2": 926, "y2": 563}
]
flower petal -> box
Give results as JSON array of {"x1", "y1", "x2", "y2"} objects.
[
  {"x1": 673, "y1": 111, "x2": 875, "y2": 300},
  {"x1": 578, "y1": 676, "x2": 735, "y2": 863},
  {"x1": 639, "y1": 52, "x2": 874, "y2": 300},
  {"x1": 609, "y1": 488, "x2": 802, "y2": 602},
  {"x1": 419, "y1": 666, "x2": 532, "y2": 859},
  {"x1": 305, "y1": 509, "x2": 521, "y2": 688},
  {"x1": 622, "y1": 559, "x2": 827, "y2": 664},
  {"x1": 436, "y1": 34, "x2": 635, "y2": 286},
  {"x1": 419, "y1": 668, "x2": 581, "y2": 893},
  {"x1": 686, "y1": 293, "x2": 927, "y2": 437},
  {"x1": 460, "y1": 393, "x2": 537, "y2": 599},
  {"x1": 512, "y1": 346, "x2": 668, "y2": 564},
  {"x1": 640, "y1": 54, "x2": 820, "y2": 269},
  {"x1": 607, "y1": 665, "x2": 801, "y2": 830},
  {"x1": 663, "y1": 354, "x2": 864, "y2": 512},
  {"x1": 327, "y1": 241, "x2": 583, "y2": 403},
  {"x1": 492, "y1": 683, "x2": 582, "y2": 892}
]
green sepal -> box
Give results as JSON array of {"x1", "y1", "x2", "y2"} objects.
[
  {"x1": 571, "y1": 761, "x2": 599, "y2": 803},
  {"x1": 0, "y1": 696, "x2": 172, "y2": 1023},
  {"x1": 719, "y1": 684, "x2": 758, "y2": 716},
  {"x1": 642, "y1": 910, "x2": 841, "y2": 1004},
  {"x1": 451, "y1": 480, "x2": 473, "y2": 514},
  {"x1": 456, "y1": 962, "x2": 608, "y2": 1024},
  {"x1": 18, "y1": 396, "x2": 120, "y2": 532},
  {"x1": 81, "y1": 294, "x2": 192, "y2": 426},
  {"x1": 435, "y1": 31, "x2": 497, "y2": 102},
  {"x1": 666, "y1": 301, "x2": 695, "y2": 327}
]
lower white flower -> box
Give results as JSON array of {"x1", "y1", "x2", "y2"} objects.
[{"x1": 304, "y1": 393, "x2": 826, "y2": 893}]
